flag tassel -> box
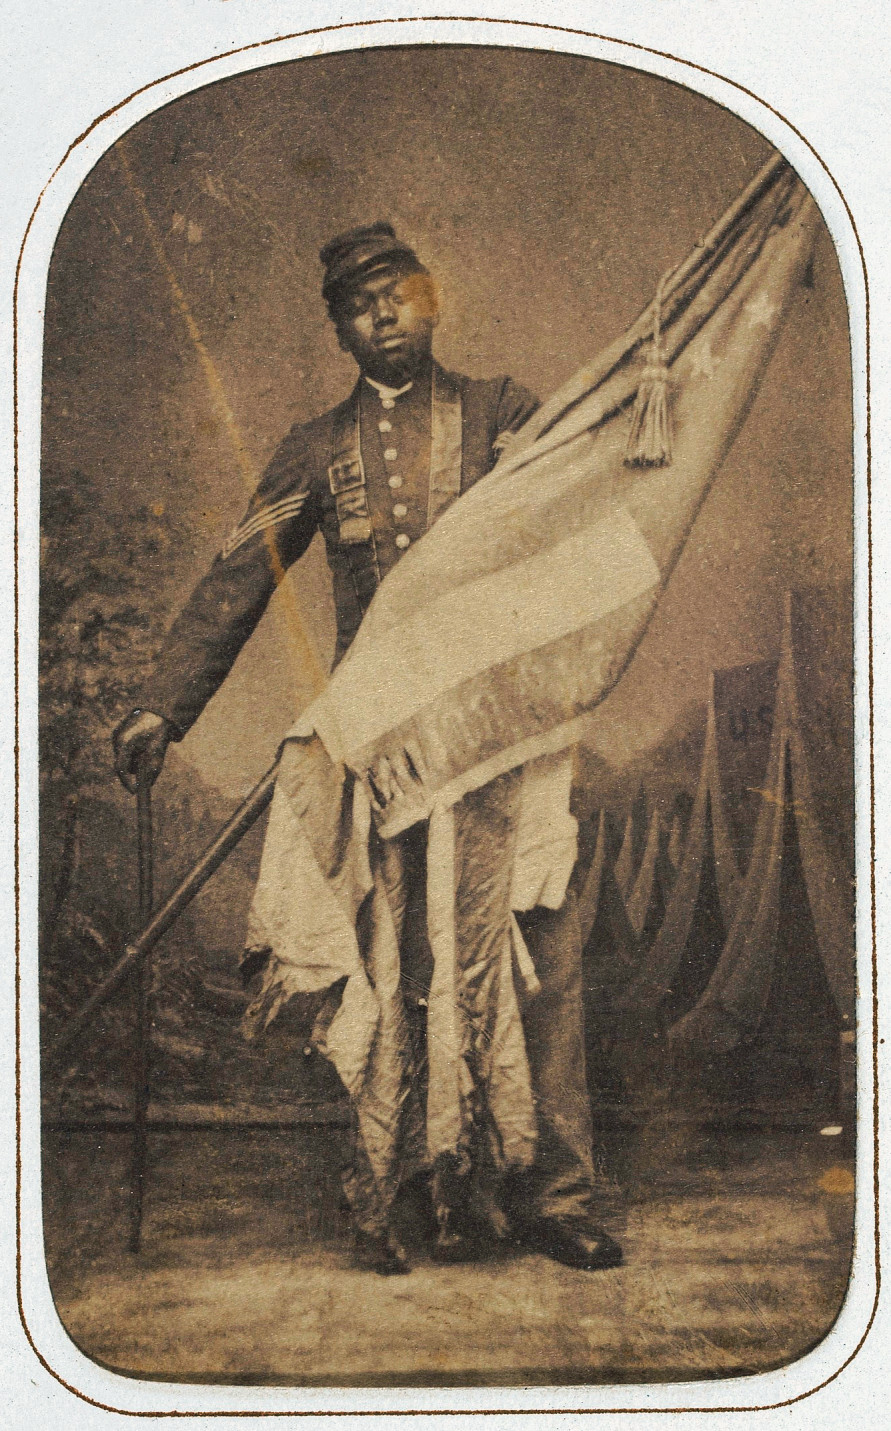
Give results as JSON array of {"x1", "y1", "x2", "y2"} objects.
[{"x1": 625, "y1": 270, "x2": 673, "y2": 468}]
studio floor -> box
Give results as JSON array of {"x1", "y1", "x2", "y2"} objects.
[{"x1": 41, "y1": 1118, "x2": 855, "y2": 1386}]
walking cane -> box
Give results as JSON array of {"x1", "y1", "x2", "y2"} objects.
[
  {"x1": 47, "y1": 762, "x2": 280, "y2": 1072},
  {"x1": 129, "y1": 766, "x2": 154, "y2": 1253}
]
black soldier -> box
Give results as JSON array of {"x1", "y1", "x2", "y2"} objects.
[{"x1": 114, "y1": 224, "x2": 622, "y2": 1275}]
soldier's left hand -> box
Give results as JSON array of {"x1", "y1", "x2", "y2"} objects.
[{"x1": 112, "y1": 709, "x2": 172, "y2": 793}]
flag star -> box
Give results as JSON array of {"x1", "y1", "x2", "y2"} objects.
[
  {"x1": 689, "y1": 339, "x2": 720, "y2": 380},
  {"x1": 745, "y1": 291, "x2": 778, "y2": 329}
]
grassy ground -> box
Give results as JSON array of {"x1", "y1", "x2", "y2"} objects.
[{"x1": 41, "y1": 1116, "x2": 855, "y2": 1386}]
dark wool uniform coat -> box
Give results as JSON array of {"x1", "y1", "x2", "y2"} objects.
[
  {"x1": 139, "y1": 357, "x2": 597, "y2": 1221},
  {"x1": 142, "y1": 360, "x2": 538, "y2": 735}
]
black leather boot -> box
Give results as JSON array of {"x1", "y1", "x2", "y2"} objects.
[
  {"x1": 352, "y1": 1226, "x2": 412, "y2": 1276},
  {"x1": 515, "y1": 1215, "x2": 623, "y2": 1271}
]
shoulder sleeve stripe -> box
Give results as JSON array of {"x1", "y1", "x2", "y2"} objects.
[
  {"x1": 221, "y1": 493, "x2": 309, "y2": 560},
  {"x1": 233, "y1": 491, "x2": 310, "y2": 538}
]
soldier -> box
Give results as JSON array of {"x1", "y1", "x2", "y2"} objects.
[{"x1": 114, "y1": 224, "x2": 622, "y2": 1275}]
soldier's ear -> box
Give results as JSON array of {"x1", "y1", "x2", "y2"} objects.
[
  {"x1": 425, "y1": 274, "x2": 441, "y2": 327},
  {"x1": 335, "y1": 321, "x2": 356, "y2": 356},
  {"x1": 404, "y1": 270, "x2": 439, "y2": 326}
]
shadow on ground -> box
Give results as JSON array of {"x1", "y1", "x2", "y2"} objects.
[{"x1": 41, "y1": 1118, "x2": 854, "y2": 1385}]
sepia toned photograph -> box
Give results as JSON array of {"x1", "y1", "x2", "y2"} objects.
[{"x1": 37, "y1": 43, "x2": 856, "y2": 1387}]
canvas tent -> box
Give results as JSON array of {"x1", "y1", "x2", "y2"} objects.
[
  {"x1": 577, "y1": 809, "x2": 641, "y2": 1103},
  {"x1": 625, "y1": 807, "x2": 675, "y2": 948},
  {"x1": 669, "y1": 596, "x2": 854, "y2": 1105},
  {"x1": 578, "y1": 809, "x2": 640, "y2": 986},
  {"x1": 615, "y1": 669, "x2": 745, "y2": 1028},
  {"x1": 613, "y1": 784, "x2": 648, "y2": 902},
  {"x1": 666, "y1": 790, "x2": 694, "y2": 877},
  {"x1": 711, "y1": 656, "x2": 781, "y2": 876}
]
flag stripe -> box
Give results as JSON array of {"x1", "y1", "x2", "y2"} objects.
[{"x1": 324, "y1": 506, "x2": 660, "y2": 753}]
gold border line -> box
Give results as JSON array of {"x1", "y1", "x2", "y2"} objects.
[{"x1": 13, "y1": 17, "x2": 876, "y2": 1418}]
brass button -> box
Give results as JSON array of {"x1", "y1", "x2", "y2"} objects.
[
  {"x1": 393, "y1": 502, "x2": 407, "y2": 518},
  {"x1": 388, "y1": 474, "x2": 403, "y2": 489},
  {"x1": 378, "y1": 419, "x2": 392, "y2": 432},
  {"x1": 384, "y1": 447, "x2": 398, "y2": 461},
  {"x1": 381, "y1": 398, "x2": 395, "y2": 410},
  {"x1": 395, "y1": 533, "x2": 410, "y2": 550}
]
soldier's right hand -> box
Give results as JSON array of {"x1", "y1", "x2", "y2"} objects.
[{"x1": 112, "y1": 710, "x2": 172, "y2": 793}]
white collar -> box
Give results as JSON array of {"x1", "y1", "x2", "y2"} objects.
[{"x1": 364, "y1": 375, "x2": 414, "y2": 402}]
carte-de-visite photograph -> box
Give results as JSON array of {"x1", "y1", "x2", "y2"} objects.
[{"x1": 38, "y1": 43, "x2": 857, "y2": 1386}]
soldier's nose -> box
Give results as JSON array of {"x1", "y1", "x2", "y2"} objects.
[{"x1": 372, "y1": 297, "x2": 397, "y2": 325}]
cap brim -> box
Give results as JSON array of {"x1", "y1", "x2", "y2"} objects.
[{"x1": 323, "y1": 239, "x2": 422, "y2": 298}]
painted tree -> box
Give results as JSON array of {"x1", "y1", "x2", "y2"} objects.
[{"x1": 39, "y1": 460, "x2": 189, "y2": 1074}]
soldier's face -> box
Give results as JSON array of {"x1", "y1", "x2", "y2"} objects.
[{"x1": 334, "y1": 268, "x2": 439, "y2": 384}]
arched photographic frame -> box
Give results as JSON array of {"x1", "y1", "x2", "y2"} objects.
[{"x1": 10, "y1": 9, "x2": 875, "y2": 1421}]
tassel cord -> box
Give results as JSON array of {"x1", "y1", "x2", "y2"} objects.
[{"x1": 625, "y1": 268, "x2": 674, "y2": 468}]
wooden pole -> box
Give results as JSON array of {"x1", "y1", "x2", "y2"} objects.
[
  {"x1": 128, "y1": 775, "x2": 154, "y2": 1253},
  {"x1": 47, "y1": 761, "x2": 280, "y2": 1073},
  {"x1": 508, "y1": 150, "x2": 792, "y2": 453}
]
